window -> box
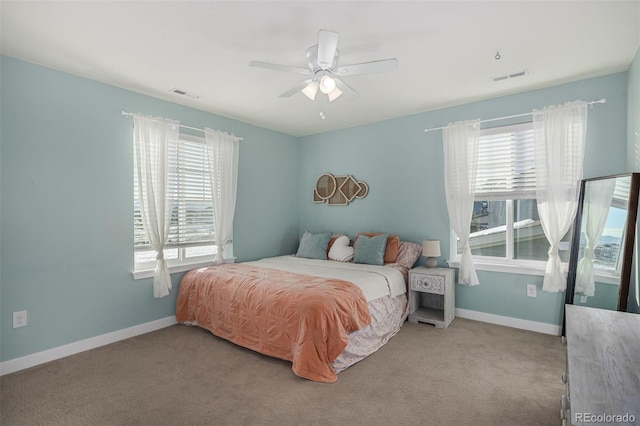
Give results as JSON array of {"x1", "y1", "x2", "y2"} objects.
[
  {"x1": 450, "y1": 122, "x2": 570, "y2": 272},
  {"x1": 134, "y1": 133, "x2": 229, "y2": 277}
]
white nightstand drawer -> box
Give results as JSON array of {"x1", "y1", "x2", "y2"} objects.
[{"x1": 410, "y1": 274, "x2": 445, "y2": 295}]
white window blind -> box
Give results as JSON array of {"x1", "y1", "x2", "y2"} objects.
[
  {"x1": 612, "y1": 175, "x2": 631, "y2": 209},
  {"x1": 134, "y1": 134, "x2": 214, "y2": 250},
  {"x1": 475, "y1": 122, "x2": 535, "y2": 200}
]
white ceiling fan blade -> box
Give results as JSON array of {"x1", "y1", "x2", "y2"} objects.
[
  {"x1": 334, "y1": 78, "x2": 358, "y2": 100},
  {"x1": 279, "y1": 79, "x2": 314, "y2": 98},
  {"x1": 249, "y1": 60, "x2": 312, "y2": 75},
  {"x1": 335, "y1": 58, "x2": 398, "y2": 76},
  {"x1": 317, "y1": 30, "x2": 340, "y2": 69}
]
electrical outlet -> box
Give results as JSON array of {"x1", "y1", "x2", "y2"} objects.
[
  {"x1": 13, "y1": 311, "x2": 27, "y2": 328},
  {"x1": 526, "y1": 284, "x2": 537, "y2": 298}
]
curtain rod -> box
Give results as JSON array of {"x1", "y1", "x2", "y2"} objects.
[
  {"x1": 121, "y1": 111, "x2": 243, "y2": 141},
  {"x1": 423, "y1": 98, "x2": 606, "y2": 133}
]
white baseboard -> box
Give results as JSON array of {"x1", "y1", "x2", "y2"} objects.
[
  {"x1": 0, "y1": 311, "x2": 560, "y2": 375},
  {"x1": 455, "y1": 308, "x2": 562, "y2": 336},
  {"x1": 0, "y1": 316, "x2": 178, "y2": 376}
]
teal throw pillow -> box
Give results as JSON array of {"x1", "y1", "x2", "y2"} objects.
[
  {"x1": 354, "y1": 234, "x2": 388, "y2": 265},
  {"x1": 296, "y1": 231, "x2": 331, "y2": 260}
]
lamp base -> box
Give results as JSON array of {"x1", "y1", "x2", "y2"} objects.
[{"x1": 426, "y1": 257, "x2": 438, "y2": 268}]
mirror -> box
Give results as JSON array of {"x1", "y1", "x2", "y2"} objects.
[
  {"x1": 315, "y1": 173, "x2": 337, "y2": 201},
  {"x1": 313, "y1": 173, "x2": 369, "y2": 205},
  {"x1": 565, "y1": 173, "x2": 640, "y2": 312}
]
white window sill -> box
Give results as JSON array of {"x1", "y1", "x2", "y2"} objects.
[
  {"x1": 132, "y1": 257, "x2": 235, "y2": 280},
  {"x1": 446, "y1": 259, "x2": 562, "y2": 277},
  {"x1": 446, "y1": 259, "x2": 620, "y2": 285}
]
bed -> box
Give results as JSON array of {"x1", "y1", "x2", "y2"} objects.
[{"x1": 175, "y1": 232, "x2": 422, "y2": 383}]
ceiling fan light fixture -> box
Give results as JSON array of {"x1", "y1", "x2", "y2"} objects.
[
  {"x1": 319, "y1": 74, "x2": 336, "y2": 94},
  {"x1": 302, "y1": 81, "x2": 319, "y2": 100},
  {"x1": 328, "y1": 86, "x2": 343, "y2": 102},
  {"x1": 251, "y1": 30, "x2": 399, "y2": 103}
]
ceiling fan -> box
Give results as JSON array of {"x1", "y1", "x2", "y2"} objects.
[{"x1": 249, "y1": 30, "x2": 398, "y2": 102}]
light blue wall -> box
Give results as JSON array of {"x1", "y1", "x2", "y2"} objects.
[
  {"x1": 0, "y1": 56, "x2": 299, "y2": 362},
  {"x1": 0, "y1": 55, "x2": 634, "y2": 364},
  {"x1": 574, "y1": 282, "x2": 619, "y2": 311},
  {"x1": 298, "y1": 72, "x2": 629, "y2": 326}
]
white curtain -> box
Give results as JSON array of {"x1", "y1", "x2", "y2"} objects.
[
  {"x1": 204, "y1": 128, "x2": 239, "y2": 265},
  {"x1": 575, "y1": 179, "x2": 616, "y2": 298},
  {"x1": 444, "y1": 119, "x2": 481, "y2": 286},
  {"x1": 133, "y1": 114, "x2": 179, "y2": 298},
  {"x1": 533, "y1": 101, "x2": 588, "y2": 293}
]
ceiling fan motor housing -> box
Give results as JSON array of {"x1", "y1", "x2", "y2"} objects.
[{"x1": 306, "y1": 45, "x2": 339, "y2": 74}]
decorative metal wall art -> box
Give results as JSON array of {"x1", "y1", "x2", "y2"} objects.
[{"x1": 313, "y1": 173, "x2": 368, "y2": 205}]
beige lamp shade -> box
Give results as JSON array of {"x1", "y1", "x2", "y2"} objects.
[
  {"x1": 422, "y1": 240, "x2": 441, "y2": 268},
  {"x1": 422, "y1": 240, "x2": 441, "y2": 256}
]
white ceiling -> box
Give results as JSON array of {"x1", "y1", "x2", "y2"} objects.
[{"x1": 2, "y1": 1, "x2": 639, "y2": 137}]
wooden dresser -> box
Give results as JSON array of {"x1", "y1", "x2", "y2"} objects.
[{"x1": 563, "y1": 305, "x2": 640, "y2": 425}]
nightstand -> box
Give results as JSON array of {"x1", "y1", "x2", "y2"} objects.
[{"x1": 408, "y1": 267, "x2": 455, "y2": 328}]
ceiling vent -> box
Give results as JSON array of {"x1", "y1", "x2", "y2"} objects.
[
  {"x1": 492, "y1": 69, "x2": 529, "y2": 82},
  {"x1": 169, "y1": 87, "x2": 200, "y2": 99}
]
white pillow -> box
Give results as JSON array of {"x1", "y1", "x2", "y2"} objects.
[{"x1": 328, "y1": 235, "x2": 354, "y2": 262}]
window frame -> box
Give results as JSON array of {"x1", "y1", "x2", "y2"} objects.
[
  {"x1": 447, "y1": 203, "x2": 564, "y2": 277},
  {"x1": 132, "y1": 244, "x2": 234, "y2": 280},
  {"x1": 447, "y1": 122, "x2": 562, "y2": 276},
  {"x1": 447, "y1": 122, "x2": 621, "y2": 283},
  {"x1": 132, "y1": 132, "x2": 233, "y2": 280}
]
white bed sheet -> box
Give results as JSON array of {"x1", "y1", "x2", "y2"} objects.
[{"x1": 246, "y1": 255, "x2": 406, "y2": 302}]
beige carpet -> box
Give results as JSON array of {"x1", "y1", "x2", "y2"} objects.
[{"x1": 0, "y1": 318, "x2": 565, "y2": 426}]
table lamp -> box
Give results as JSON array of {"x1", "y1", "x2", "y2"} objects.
[{"x1": 422, "y1": 240, "x2": 441, "y2": 268}]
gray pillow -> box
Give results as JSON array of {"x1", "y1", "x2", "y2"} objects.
[
  {"x1": 354, "y1": 234, "x2": 388, "y2": 265},
  {"x1": 296, "y1": 231, "x2": 331, "y2": 260}
]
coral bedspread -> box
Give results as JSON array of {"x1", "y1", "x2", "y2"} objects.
[{"x1": 175, "y1": 263, "x2": 371, "y2": 383}]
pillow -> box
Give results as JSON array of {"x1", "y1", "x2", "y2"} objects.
[
  {"x1": 354, "y1": 234, "x2": 388, "y2": 265},
  {"x1": 296, "y1": 231, "x2": 331, "y2": 260},
  {"x1": 395, "y1": 241, "x2": 422, "y2": 269},
  {"x1": 328, "y1": 235, "x2": 354, "y2": 262},
  {"x1": 327, "y1": 234, "x2": 347, "y2": 255},
  {"x1": 354, "y1": 232, "x2": 400, "y2": 263}
]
